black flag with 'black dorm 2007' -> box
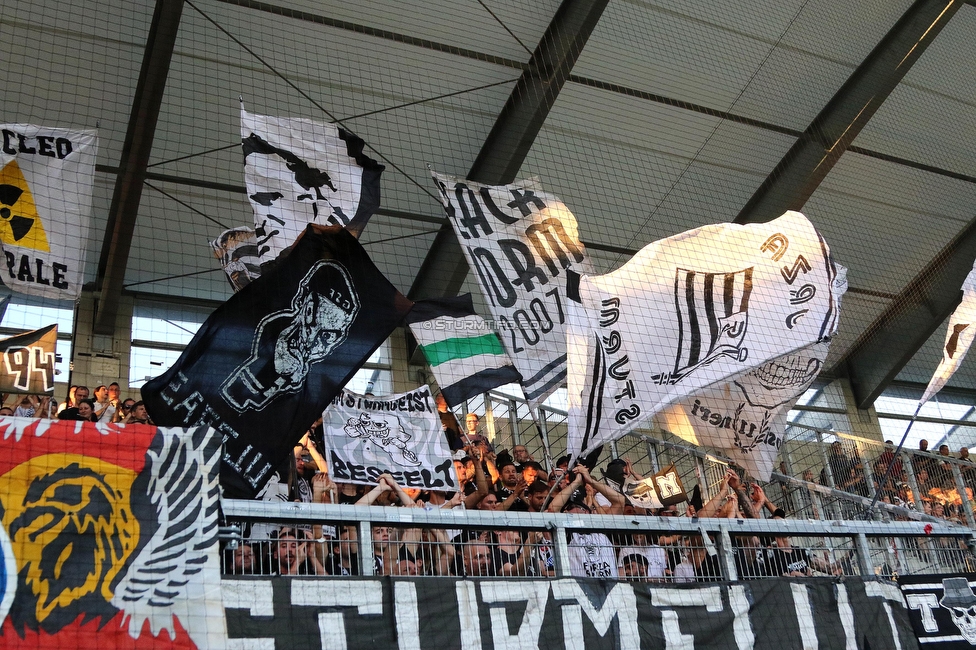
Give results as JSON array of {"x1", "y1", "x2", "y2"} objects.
[{"x1": 142, "y1": 225, "x2": 413, "y2": 498}]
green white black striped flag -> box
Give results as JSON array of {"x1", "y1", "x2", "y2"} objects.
[{"x1": 407, "y1": 294, "x2": 521, "y2": 407}]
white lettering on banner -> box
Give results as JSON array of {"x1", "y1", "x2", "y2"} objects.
[
  {"x1": 291, "y1": 580, "x2": 383, "y2": 650},
  {"x1": 217, "y1": 577, "x2": 921, "y2": 649},
  {"x1": 790, "y1": 584, "x2": 817, "y2": 650},
  {"x1": 551, "y1": 580, "x2": 639, "y2": 645},
  {"x1": 480, "y1": 581, "x2": 550, "y2": 650},
  {"x1": 906, "y1": 593, "x2": 941, "y2": 633},
  {"x1": 864, "y1": 582, "x2": 906, "y2": 650},
  {"x1": 456, "y1": 581, "x2": 483, "y2": 650},
  {"x1": 655, "y1": 472, "x2": 683, "y2": 500},
  {"x1": 728, "y1": 586, "x2": 755, "y2": 650},
  {"x1": 652, "y1": 588, "x2": 723, "y2": 650},
  {"x1": 394, "y1": 582, "x2": 420, "y2": 650},
  {"x1": 3, "y1": 344, "x2": 55, "y2": 391},
  {"x1": 223, "y1": 579, "x2": 276, "y2": 650},
  {"x1": 661, "y1": 610, "x2": 694, "y2": 650},
  {"x1": 835, "y1": 584, "x2": 857, "y2": 650}
]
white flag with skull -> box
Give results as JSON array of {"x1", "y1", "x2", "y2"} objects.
[
  {"x1": 566, "y1": 211, "x2": 844, "y2": 471},
  {"x1": 657, "y1": 267, "x2": 846, "y2": 480}
]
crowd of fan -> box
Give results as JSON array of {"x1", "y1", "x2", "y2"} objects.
[
  {"x1": 805, "y1": 438, "x2": 976, "y2": 525},
  {"x1": 0, "y1": 383, "x2": 152, "y2": 424},
  {"x1": 224, "y1": 400, "x2": 857, "y2": 581}
]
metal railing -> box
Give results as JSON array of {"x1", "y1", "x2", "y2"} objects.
[
  {"x1": 220, "y1": 500, "x2": 976, "y2": 582},
  {"x1": 460, "y1": 390, "x2": 976, "y2": 531}
]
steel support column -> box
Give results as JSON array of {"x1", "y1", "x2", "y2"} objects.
[
  {"x1": 407, "y1": 0, "x2": 609, "y2": 301},
  {"x1": 95, "y1": 0, "x2": 184, "y2": 335},
  {"x1": 734, "y1": 0, "x2": 960, "y2": 225}
]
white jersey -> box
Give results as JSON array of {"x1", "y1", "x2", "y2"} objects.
[
  {"x1": 617, "y1": 544, "x2": 667, "y2": 579},
  {"x1": 568, "y1": 532, "x2": 618, "y2": 578}
]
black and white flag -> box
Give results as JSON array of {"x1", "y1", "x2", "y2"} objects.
[
  {"x1": 658, "y1": 267, "x2": 846, "y2": 480},
  {"x1": 431, "y1": 171, "x2": 593, "y2": 407},
  {"x1": 322, "y1": 386, "x2": 457, "y2": 491},
  {"x1": 0, "y1": 323, "x2": 57, "y2": 394},
  {"x1": 567, "y1": 211, "x2": 843, "y2": 462},
  {"x1": 142, "y1": 225, "x2": 413, "y2": 498},
  {"x1": 212, "y1": 108, "x2": 384, "y2": 290}
]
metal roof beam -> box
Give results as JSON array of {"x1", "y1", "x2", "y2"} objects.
[
  {"x1": 94, "y1": 0, "x2": 184, "y2": 335},
  {"x1": 734, "y1": 0, "x2": 960, "y2": 225},
  {"x1": 407, "y1": 0, "x2": 609, "y2": 301},
  {"x1": 835, "y1": 214, "x2": 976, "y2": 409}
]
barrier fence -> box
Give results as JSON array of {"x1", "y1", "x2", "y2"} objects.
[
  {"x1": 219, "y1": 500, "x2": 976, "y2": 582},
  {"x1": 459, "y1": 390, "x2": 976, "y2": 530}
]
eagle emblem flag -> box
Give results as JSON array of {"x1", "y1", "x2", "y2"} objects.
[{"x1": 0, "y1": 417, "x2": 223, "y2": 649}]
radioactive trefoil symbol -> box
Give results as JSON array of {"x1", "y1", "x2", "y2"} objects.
[
  {"x1": 0, "y1": 160, "x2": 50, "y2": 251},
  {"x1": 0, "y1": 185, "x2": 32, "y2": 240}
]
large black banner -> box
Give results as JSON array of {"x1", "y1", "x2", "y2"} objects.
[
  {"x1": 900, "y1": 573, "x2": 976, "y2": 648},
  {"x1": 222, "y1": 576, "x2": 915, "y2": 649},
  {"x1": 143, "y1": 225, "x2": 413, "y2": 498}
]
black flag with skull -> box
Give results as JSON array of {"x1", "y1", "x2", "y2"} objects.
[{"x1": 142, "y1": 225, "x2": 413, "y2": 498}]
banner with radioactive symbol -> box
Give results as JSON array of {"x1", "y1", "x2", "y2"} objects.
[
  {"x1": 0, "y1": 125, "x2": 97, "y2": 300},
  {"x1": 0, "y1": 417, "x2": 225, "y2": 648}
]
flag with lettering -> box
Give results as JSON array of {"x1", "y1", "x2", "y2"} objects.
[
  {"x1": 321, "y1": 387, "x2": 457, "y2": 490},
  {"x1": 236, "y1": 107, "x2": 383, "y2": 264},
  {"x1": 920, "y1": 261, "x2": 976, "y2": 405},
  {"x1": 431, "y1": 171, "x2": 593, "y2": 407},
  {"x1": 0, "y1": 125, "x2": 97, "y2": 299},
  {"x1": 142, "y1": 225, "x2": 413, "y2": 499},
  {"x1": 0, "y1": 323, "x2": 57, "y2": 394},
  {"x1": 566, "y1": 211, "x2": 844, "y2": 465},
  {"x1": 406, "y1": 294, "x2": 521, "y2": 407}
]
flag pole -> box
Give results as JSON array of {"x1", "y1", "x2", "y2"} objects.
[{"x1": 862, "y1": 403, "x2": 922, "y2": 519}]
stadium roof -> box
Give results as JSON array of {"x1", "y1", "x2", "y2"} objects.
[{"x1": 3, "y1": 0, "x2": 976, "y2": 407}]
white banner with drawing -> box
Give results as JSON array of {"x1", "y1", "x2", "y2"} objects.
[{"x1": 321, "y1": 386, "x2": 457, "y2": 490}]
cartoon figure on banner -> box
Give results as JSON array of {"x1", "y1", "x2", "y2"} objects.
[
  {"x1": 940, "y1": 577, "x2": 976, "y2": 644},
  {"x1": 654, "y1": 267, "x2": 753, "y2": 385},
  {"x1": 0, "y1": 421, "x2": 220, "y2": 643},
  {"x1": 222, "y1": 260, "x2": 360, "y2": 411},
  {"x1": 344, "y1": 413, "x2": 420, "y2": 467}
]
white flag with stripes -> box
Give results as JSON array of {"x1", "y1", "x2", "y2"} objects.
[
  {"x1": 566, "y1": 211, "x2": 843, "y2": 462},
  {"x1": 431, "y1": 171, "x2": 593, "y2": 408}
]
